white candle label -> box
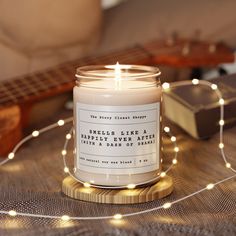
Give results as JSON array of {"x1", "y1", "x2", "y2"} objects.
[{"x1": 76, "y1": 102, "x2": 160, "y2": 175}]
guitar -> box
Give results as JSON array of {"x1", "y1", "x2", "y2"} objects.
[{"x1": 0, "y1": 38, "x2": 234, "y2": 155}]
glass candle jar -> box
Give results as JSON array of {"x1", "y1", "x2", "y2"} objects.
[{"x1": 73, "y1": 64, "x2": 162, "y2": 186}]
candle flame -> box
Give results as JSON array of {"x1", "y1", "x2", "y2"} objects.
[{"x1": 115, "y1": 62, "x2": 121, "y2": 81}]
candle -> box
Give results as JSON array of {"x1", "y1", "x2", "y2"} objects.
[{"x1": 73, "y1": 64, "x2": 162, "y2": 186}]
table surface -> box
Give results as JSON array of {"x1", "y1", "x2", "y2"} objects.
[{"x1": 0, "y1": 108, "x2": 236, "y2": 236}]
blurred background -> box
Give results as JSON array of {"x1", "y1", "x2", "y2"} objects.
[{"x1": 1, "y1": 0, "x2": 236, "y2": 81}]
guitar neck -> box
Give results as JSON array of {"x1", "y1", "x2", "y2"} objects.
[
  {"x1": 0, "y1": 45, "x2": 151, "y2": 108},
  {"x1": 0, "y1": 39, "x2": 234, "y2": 108}
]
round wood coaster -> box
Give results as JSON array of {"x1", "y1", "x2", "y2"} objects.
[{"x1": 62, "y1": 176, "x2": 173, "y2": 204}]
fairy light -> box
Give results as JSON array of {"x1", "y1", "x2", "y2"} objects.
[
  {"x1": 160, "y1": 172, "x2": 166, "y2": 178},
  {"x1": 64, "y1": 167, "x2": 69, "y2": 173},
  {"x1": 58, "y1": 120, "x2": 65, "y2": 126},
  {"x1": 32, "y1": 130, "x2": 39, "y2": 137},
  {"x1": 113, "y1": 214, "x2": 122, "y2": 220},
  {"x1": 8, "y1": 210, "x2": 17, "y2": 216},
  {"x1": 219, "y1": 143, "x2": 224, "y2": 149},
  {"x1": 83, "y1": 182, "x2": 91, "y2": 188},
  {"x1": 211, "y1": 84, "x2": 218, "y2": 90},
  {"x1": 162, "y1": 202, "x2": 172, "y2": 209},
  {"x1": 192, "y1": 79, "x2": 199, "y2": 85},
  {"x1": 164, "y1": 126, "x2": 170, "y2": 133},
  {"x1": 219, "y1": 98, "x2": 224, "y2": 105},
  {"x1": 226, "y1": 163, "x2": 231, "y2": 168},
  {"x1": 61, "y1": 150, "x2": 67, "y2": 156},
  {"x1": 61, "y1": 215, "x2": 70, "y2": 221},
  {"x1": 219, "y1": 120, "x2": 224, "y2": 126},
  {"x1": 171, "y1": 136, "x2": 176, "y2": 142},
  {"x1": 0, "y1": 81, "x2": 235, "y2": 223},
  {"x1": 206, "y1": 183, "x2": 214, "y2": 190},
  {"x1": 127, "y1": 184, "x2": 136, "y2": 189},
  {"x1": 162, "y1": 82, "x2": 170, "y2": 90},
  {"x1": 172, "y1": 159, "x2": 177, "y2": 165},
  {"x1": 174, "y1": 147, "x2": 179, "y2": 152},
  {"x1": 8, "y1": 152, "x2": 15, "y2": 160}
]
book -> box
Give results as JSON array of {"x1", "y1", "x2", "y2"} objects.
[{"x1": 163, "y1": 73, "x2": 236, "y2": 139}]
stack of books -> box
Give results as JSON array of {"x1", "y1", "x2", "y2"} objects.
[{"x1": 163, "y1": 74, "x2": 236, "y2": 139}]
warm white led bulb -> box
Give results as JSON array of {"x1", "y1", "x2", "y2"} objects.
[
  {"x1": 164, "y1": 126, "x2": 170, "y2": 133},
  {"x1": 174, "y1": 147, "x2": 179, "y2": 152},
  {"x1": 219, "y1": 120, "x2": 224, "y2": 126},
  {"x1": 8, "y1": 152, "x2": 15, "y2": 160},
  {"x1": 32, "y1": 130, "x2": 39, "y2": 137},
  {"x1": 66, "y1": 134, "x2": 72, "y2": 140},
  {"x1": 8, "y1": 210, "x2": 17, "y2": 216},
  {"x1": 113, "y1": 214, "x2": 122, "y2": 220},
  {"x1": 163, "y1": 202, "x2": 172, "y2": 209},
  {"x1": 160, "y1": 172, "x2": 166, "y2": 178},
  {"x1": 58, "y1": 120, "x2": 65, "y2": 126},
  {"x1": 219, "y1": 98, "x2": 224, "y2": 105},
  {"x1": 61, "y1": 215, "x2": 70, "y2": 221},
  {"x1": 162, "y1": 82, "x2": 170, "y2": 90},
  {"x1": 206, "y1": 183, "x2": 214, "y2": 190},
  {"x1": 64, "y1": 167, "x2": 69, "y2": 173},
  {"x1": 219, "y1": 143, "x2": 224, "y2": 149},
  {"x1": 171, "y1": 136, "x2": 176, "y2": 142},
  {"x1": 127, "y1": 184, "x2": 136, "y2": 189},
  {"x1": 61, "y1": 150, "x2": 67, "y2": 155},
  {"x1": 211, "y1": 84, "x2": 218, "y2": 90},
  {"x1": 192, "y1": 79, "x2": 199, "y2": 85},
  {"x1": 172, "y1": 159, "x2": 177, "y2": 164},
  {"x1": 83, "y1": 182, "x2": 91, "y2": 188},
  {"x1": 226, "y1": 163, "x2": 231, "y2": 168}
]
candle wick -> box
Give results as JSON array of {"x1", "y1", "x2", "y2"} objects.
[{"x1": 115, "y1": 62, "x2": 121, "y2": 90}]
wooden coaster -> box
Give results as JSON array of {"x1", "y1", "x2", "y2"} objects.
[{"x1": 62, "y1": 176, "x2": 173, "y2": 204}]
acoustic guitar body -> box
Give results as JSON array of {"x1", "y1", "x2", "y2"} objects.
[{"x1": 0, "y1": 105, "x2": 22, "y2": 156}]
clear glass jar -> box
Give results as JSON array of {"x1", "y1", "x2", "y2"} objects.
[{"x1": 73, "y1": 64, "x2": 162, "y2": 186}]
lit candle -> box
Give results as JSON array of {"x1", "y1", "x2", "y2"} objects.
[{"x1": 73, "y1": 64, "x2": 162, "y2": 186}]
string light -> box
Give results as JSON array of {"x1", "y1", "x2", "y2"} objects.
[
  {"x1": 8, "y1": 152, "x2": 15, "y2": 160},
  {"x1": 174, "y1": 147, "x2": 179, "y2": 152},
  {"x1": 8, "y1": 210, "x2": 17, "y2": 216},
  {"x1": 192, "y1": 79, "x2": 199, "y2": 85},
  {"x1": 206, "y1": 183, "x2": 214, "y2": 190},
  {"x1": 219, "y1": 143, "x2": 224, "y2": 149},
  {"x1": 0, "y1": 80, "x2": 235, "y2": 223},
  {"x1": 164, "y1": 126, "x2": 170, "y2": 133},
  {"x1": 64, "y1": 167, "x2": 69, "y2": 173},
  {"x1": 61, "y1": 215, "x2": 70, "y2": 221},
  {"x1": 160, "y1": 172, "x2": 166, "y2": 178},
  {"x1": 83, "y1": 182, "x2": 91, "y2": 188},
  {"x1": 171, "y1": 136, "x2": 176, "y2": 142},
  {"x1": 219, "y1": 98, "x2": 224, "y2": 105},
  {"x1": 127, "y1": 184, "x2": 136, "y2": 189},
  {"x1": 58, "y1": 120, "x2": 65, "y2": 126},
  {"x1": 61, "y1": 150, "x2": 67, "y2": 156},
  {"x1": 113, "y1": 214, "x2": 123, "y2": 220},
  {"x1": 162, "y1": 82, "x2": 170, "y2": 90},
  {"x1": 162, "y1": 202, "x2": 172, "y2": 209},
  {"x1": 226, "y1": 163, "x2": 231, "y2": 168},
  {"x1": 172, "y1": 159, "x2": 177, "y2": 165},
  {"x1": 211, "y1": 84, "x2": 218, "y2": 90},
  {"x1": 219, "y1": 120, "x2": 224, "y2": 126},
  {"x1": 32, "y1": 130, "x2": 39, "y2": 137}
]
